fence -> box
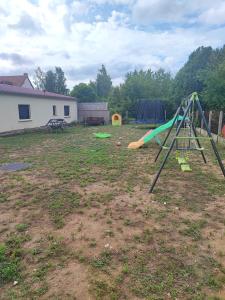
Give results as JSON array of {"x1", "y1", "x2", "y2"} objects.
[{"x1": 197, "y1": 110, "x2": 225, "y2": 143}]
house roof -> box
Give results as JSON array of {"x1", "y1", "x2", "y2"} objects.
[
  {"x1": 0, "y1": 84, "x2": 76, "y2": 101},
  {"x1": 78, "y1": 102, "x2": 108, "y2": 111},
  {"x1": 0, "y1": 74, "x2": 33, "y2": 88}
]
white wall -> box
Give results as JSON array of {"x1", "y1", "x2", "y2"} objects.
[{"x1": 0, "y1": 94, "x2": 77, "y2": 133}]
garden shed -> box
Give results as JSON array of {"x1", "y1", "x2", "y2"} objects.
[{"x1": 78, "y1": 102, "x2": 110, "y2": 124}]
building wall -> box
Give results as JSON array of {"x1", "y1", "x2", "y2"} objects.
[
  {"x1": 78, "y1": 102, "x2": 108, "y2": 111},
  {"x1": 22, "y1": 78, "x2": 33, "y2": 89},
  {"x1": 0, "y1": 94, "x2": 77, "y2": 133}
]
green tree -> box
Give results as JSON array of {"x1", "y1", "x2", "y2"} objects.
[
  {"x1": 39, "y1": 67, "x2": 68, "y2": 95},
  {"x1": 96, "y1": 65, "x2": 112, "y2": 98},
  {"x1": 173, "y1": 46, "x2": 214, "y2": 103},
  {"x1": 70, "y1": 83, "x2": 97, "y2": 102},
  {"x1": 203, "y1": 61, "x2": 225, "y2": 110},
  {"x1": 108, "y1": 86, "x2": 131, "y2": 115},
  {"x1": 44, "y1": 70, "x2": 56, "y2": 93},
  {"x1": 121, "y1": 69, "x2": 173, "y2": 117},
  {"x1": 55, "y1": 67, "x2": 68, "y2": 95}
]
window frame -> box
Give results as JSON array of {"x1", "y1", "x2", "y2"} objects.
[
  {"x1": 53, "y1": 105, "x2": 57, "y2": 116},
  {"x1": 64, "y1": 105, "x2": 70, "y2": 117},
  {"x1": 18, "y1": 104, "x2": 31, "y2": 121}
]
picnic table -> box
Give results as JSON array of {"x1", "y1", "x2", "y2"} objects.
[{"x1": 46, "y1": 118, "x2": 67, "y2": 130}]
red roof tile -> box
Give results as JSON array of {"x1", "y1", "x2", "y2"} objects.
[
  {"x1": 0, "y1": 84, "x2": 76, "y2": 101},
  {"x1": 0, "y1": 74, "x2": 29, "y2": 87}
]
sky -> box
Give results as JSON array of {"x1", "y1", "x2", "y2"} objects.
[{"x1": 1, "y1": 0, "x2": 225, "y2": 88}]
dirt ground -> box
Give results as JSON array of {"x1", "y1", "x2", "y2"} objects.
[{"x1": 0, "y1": 125, "x2": 225, "y2": 300}]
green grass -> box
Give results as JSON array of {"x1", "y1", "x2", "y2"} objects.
[
  {"x1": 47, "y1": 189, "x2": 81, "y2": 228},
  {"x1": 16, "y1": 223, "x2": 29, "y2": 232},
  {"x1": 0, "y1": 125, "x2": 225, "y2": 299},
  {"x1": 91, "y1": 250, "x2": 113, "y2": 270},
  {"x1": 0, "y1": 193, "x2": 8, "y2": 203},
  {"x1": 0, "y1": 244, "x2": 20, "y2": 285},
  {"x1": 180, "y1": 219, "x2": 207, "y2": 240},
  {"x1": 91, "y1": 279, "x2": 120, "y2": 300}
]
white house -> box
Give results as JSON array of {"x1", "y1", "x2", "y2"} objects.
[{"x1": 0, "y1": 75, "x2": 77, "y2": 134}]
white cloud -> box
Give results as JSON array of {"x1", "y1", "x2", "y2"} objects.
[
  {"x1": 198, "y1": 2, "x2": 225, "y2": 25},
  {"x1": 0, "y1": 0, "x2": 225, "y2": 88},
  {"x1": 95, "y1": 14, "x2": 103, "y2": 21},
  {"x1": 131, "y1": 0, "x2": 225, "y2": 25},
  {"x1": 89, "y1": 0, "x2": 134, "y2": 5},
  {"x1": 132, "y1": 0, "x2": 187, "y2": 24}
]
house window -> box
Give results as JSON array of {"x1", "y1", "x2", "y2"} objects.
[
  {"x1": 18, "y1": 104, "x2": 31, "y2": 120},
  {"x1": 53, "y1": 105, "x2": 57, "y2": 116},
  {"x1": 64, "y1": 105, "x2": 70, "y2": 117}
]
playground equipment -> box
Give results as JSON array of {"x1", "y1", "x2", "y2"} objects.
[
  {"x1": 149, "y1": 92, "x2": 225, "y2": 193},
  {"x1": 94, "y1": 132, "x2": 112, "y2": 138},
  {"x1": 112, "y1": 114, "x2": 122, "y2": 126},
  {"x1": 134, "y1": 99, "x2": 166, "y2": 124},
  {"x1": 128, "y1": 116, "x2": 185, "y2": 149}
]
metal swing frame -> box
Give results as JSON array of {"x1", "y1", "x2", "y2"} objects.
[{"x1": 149, "y1": 92, "x2": 225, "y2": 193}]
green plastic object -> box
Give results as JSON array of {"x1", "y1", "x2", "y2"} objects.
[
  {"x1": 180, "y1": 164, "x2": 192, "y2": 172},
  {"x1": 143, "y1": 115, "x2": 186, "y2": 144},
  {"x1": 94, "y1": 133, "x2": 112, "y2": 139},
  {"x1": 177, "y1": 157, "x2": 187, "y2": 164}
]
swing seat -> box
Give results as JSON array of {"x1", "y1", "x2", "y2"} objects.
[
  {"x1": 177, "y1": 157, "x2": 187, "y2": 164},
  {"x1": 176, "y1": 157, "x2": 192, "y2": 172},
  {"x1": 180, "y1": 164, "x2": 192, "y2": 172}
]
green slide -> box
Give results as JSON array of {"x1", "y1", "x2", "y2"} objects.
[
  {"x1": 143, "y1": 116, "x2": 184, "y2": 143},
  {"x1": 128, "y1": 116, "x2": 184, "y2": 149}
]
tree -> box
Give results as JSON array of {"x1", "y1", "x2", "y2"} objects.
[
  {"x1": 35, "y1": 67, "x2": 68, "y2": 94},
  {"x1": 172, "y1": 46, "x2": 214, "y2": 103},
  {"x1": 108, "y1": 86, "x2": 131, "y2": 115},
  {"x1": 70, "y1": 83, "x2": 97, "y2": 102},
  {"x1": 96, "y1": 65, "x2": 112, "y2": 98},
  {"x1": 55, "y1": 67, "x2": 68, "y2": 95},
  {"x1": 44, "y1": 70, "x2": 56, "y2": 93},
  {"x1": 33, "y1": 67, "x2": 45, "y2": 90},
  {"x1": 203, "y1": 61, "x2": 225, "y2": 110},
  {"x1": 121, "y1": 69, "x2": 173, "y2": 117}
]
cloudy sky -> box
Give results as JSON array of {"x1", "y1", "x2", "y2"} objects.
[{"x1": 1, "y1": 0, "x2": 225, "y2": 88}]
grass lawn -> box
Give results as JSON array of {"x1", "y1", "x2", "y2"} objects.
[{"x1": 0, "y1": 125, "x2": 225, "y2": 300}]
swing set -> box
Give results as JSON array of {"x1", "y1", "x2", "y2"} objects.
[{"x1": 149, "y1": 92, "x2": 225, "y2": 193}]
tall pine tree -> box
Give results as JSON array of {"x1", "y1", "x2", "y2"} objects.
[
  {"x1": 55, "y1": 67, "x2": 68, "y2": 95},
  {"x1": 96, "y1": 65, "x2": 112, "y2": 98}
]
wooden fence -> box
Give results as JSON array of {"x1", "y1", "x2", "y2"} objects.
[{"x1": 197, "y1": 110, "x2": 225, "y2": 143}]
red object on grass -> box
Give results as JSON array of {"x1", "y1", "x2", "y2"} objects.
[{"x1": 222, "y1": 125, "x2": 225, "y2": 138}]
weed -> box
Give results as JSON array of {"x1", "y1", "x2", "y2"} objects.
[
  {"x1": 48, "y1": 190, "x2": 81, "y2": 228},
  {"x1": 16, "y1": 223, "x2": 29, "y2": 232},
  {"x1": 180, "y1": 219, "x2": 207, "y2": 240},
  {"x1": 0, "y1": 193, "x2": 8, "y2": 203},
  {"x1": 91, "y1": 250, "x2": 112, "y2": 269},
  {"x1": 33, "y1": 263, "x2": 53, "y2": 281},
  {"x1": 0, "y1": 244, "x2": 20, "y2": 285},
  {"x1": 104, "y1": 229, "x2": 115, "y2": 237},
  {"x1": 91, "y1": 279, "x2": 120, "y2": 300},
  {"x1": 123, "y1": 218, "x2": 133, "y2": 226}
]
